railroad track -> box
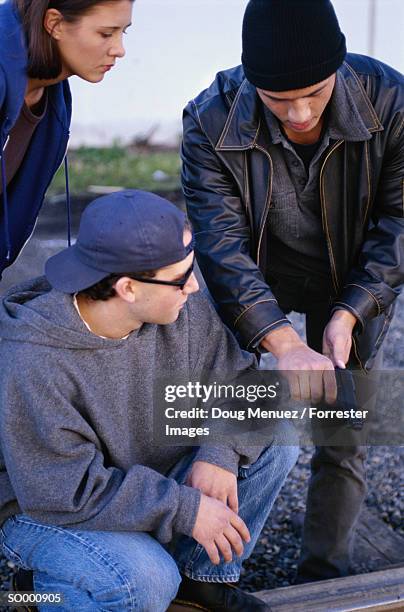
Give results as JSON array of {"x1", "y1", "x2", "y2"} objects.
[
  {"x1": 255, "y1": 565, "x2": 404, "y2": 611},
  {"x1": 254, "y1": 509, "x2": 404, "y2": 612}
]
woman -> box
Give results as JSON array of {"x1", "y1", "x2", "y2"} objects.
[{"x1": 0, "y1": 0, "x2": 133, "y2": 276}]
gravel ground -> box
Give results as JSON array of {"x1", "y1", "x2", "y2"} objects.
[
  {"x1": 238, "y1": 444, "x2": 404, "y2": 592},
  {"x1": 0, "y1": 195, "x2": 403, "y2": 597}
]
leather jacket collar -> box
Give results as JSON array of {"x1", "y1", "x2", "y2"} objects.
[{"x1": 215, "y1": 62, "x2": 383, "y2": 152}]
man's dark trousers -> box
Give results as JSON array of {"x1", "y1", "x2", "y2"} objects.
[{"x1": 269, "y1": 271, "x2": 381, "y2": 582}]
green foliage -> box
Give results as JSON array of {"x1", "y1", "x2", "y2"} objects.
[{"x1": 48, "y1": 146, "x2": 181, "y2": 195}]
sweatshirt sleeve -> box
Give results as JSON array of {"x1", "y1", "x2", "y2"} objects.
[
  {"x1": 188, "y1": 294, "x2": 269, "y2": 473},
  {"x1": 0, "y1": 356, "x2": 200, "y2": 543}
]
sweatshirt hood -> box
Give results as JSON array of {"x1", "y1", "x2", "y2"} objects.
[{"x1": 0, "y1": 276, "x2": 129, "y2": 349}]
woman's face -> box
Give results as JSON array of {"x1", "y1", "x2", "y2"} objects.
[{"x1": 48, "y1": 1, "x2": 133, "y2": 82}]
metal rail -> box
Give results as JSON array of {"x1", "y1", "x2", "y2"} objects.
[{"x1": 256, "y1": 566, "x2": 404, "y2": 612}]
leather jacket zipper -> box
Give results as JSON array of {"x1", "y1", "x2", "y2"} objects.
[
  {"x1": 319, "y1": 139, "x2": 366, "y2": 372},
  {"x1": 2, "y1": 135, "x2": 10, "y2": 152},
  {"x1": 319, "y1": 139, "x2": 344, "y2": 294},
  {"x1": 252, "y1": 144, "x2": 273, "y2": 267}
]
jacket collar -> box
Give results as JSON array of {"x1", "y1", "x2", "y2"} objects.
[
  {"x1": 215, "y1": 79, "x2": 261, "y2": 151},
  {"x1": 215, "y1": 61, "x2": 383, "y2": 152},
  {"x1": 338, "y1": 61, "x2": 383, "y2": 134}
]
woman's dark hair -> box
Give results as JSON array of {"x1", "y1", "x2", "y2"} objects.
[
  {"x1": 15, "y1": 0, "x2": 132, "y2": 80},
  {"x1": 78, "y1": 270, "x2": 156, "y2": 302}
]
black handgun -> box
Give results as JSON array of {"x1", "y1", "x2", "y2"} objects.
[{"x1": 335, "y1": 367, "x2": 363, "y2": 430}]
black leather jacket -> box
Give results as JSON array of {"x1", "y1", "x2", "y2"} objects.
[{"x1": 182, "y1": 54, "x2": 404, "y2": 371}]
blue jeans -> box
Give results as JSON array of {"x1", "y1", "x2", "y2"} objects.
[{"x1": 0, "y1": 444, "x2": 297, "y2": 611}]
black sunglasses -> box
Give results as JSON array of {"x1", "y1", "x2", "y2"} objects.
[{"x1": 130, "y1": 261, "x2": 195, "y2": 290}]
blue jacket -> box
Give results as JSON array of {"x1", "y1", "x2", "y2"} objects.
[{"x1": 0, "y1": 0, "x2": 72, "y2": 275}]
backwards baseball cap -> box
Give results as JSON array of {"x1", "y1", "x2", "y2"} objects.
[
  {"x1": 242, "y1": 0, "x2": 346, "y2": 92},
  {"x1": 45, "y1": 190, "x2": 193, "y2": 293}
]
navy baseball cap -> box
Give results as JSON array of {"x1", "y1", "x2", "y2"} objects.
[{"x1": 45, "y1": 190, "x2": 193, "y2": 293}]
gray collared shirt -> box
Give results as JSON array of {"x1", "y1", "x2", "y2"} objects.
[{"x1": 262, "y1": 69, "x2": 371, "y2": 288}]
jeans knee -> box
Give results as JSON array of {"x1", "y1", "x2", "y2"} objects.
[
  {"x1": 83, "y1": 544, "x2": 181, "y2": 611},
  {"x1": 249, "y1": 444, "x2": 298, "y2": 489},
  {"x1": 264, "y1": 443, "x2": 299, "y2": 476},
  {"x1": 144, "y1": 558, "x2": 182, "y2": 610},
  {"x1": 122, "y1": 551, "x2": 181, "y2": 611},
  {"x1": 91, "y1": 564, "x2": 180, "y2": 612},
  {"x1": 283, "y1": 445, "x2": 300, "y2": 472}
]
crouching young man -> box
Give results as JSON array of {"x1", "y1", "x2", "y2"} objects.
[{"x1": 0, "y1": 190, "x2": 297, "y2": 612}]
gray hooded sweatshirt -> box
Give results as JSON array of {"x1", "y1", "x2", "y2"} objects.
[{"x1": 0, "y1": 278, "x2": 259, "y2": 542}]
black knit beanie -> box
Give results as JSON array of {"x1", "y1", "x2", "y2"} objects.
[{"x1": 242, "y1": 0, "x2": 347, "y2": 91}]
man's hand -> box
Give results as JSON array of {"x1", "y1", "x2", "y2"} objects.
[
  {"x1": 187, "y1": 460, "x2": 238, "y2": 513},
  {"x1": 322, "y1": 310, "x2": 357, "y2": 369},
  {"x1": 261, "y1": 326, "x2": 337, "y2": 404},
  {"x1": 192, "y1": 493, "x2": 250, "y2": 565}
]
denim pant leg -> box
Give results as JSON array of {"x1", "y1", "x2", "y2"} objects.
[
  {"x1": 0, "y1": 515, "x2": 181, "y2": 612},
  {"x1": 169, "y1": 442, "x2": 298, "y2": 582}
]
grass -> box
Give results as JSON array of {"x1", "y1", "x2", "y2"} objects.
[{"x1": 48, "y1": 145, "x2": 181, "y2": 196}]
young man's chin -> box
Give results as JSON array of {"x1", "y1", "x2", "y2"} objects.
[
  {"x1": 153, "y1": 312, "x2": 182, "y2": 326},
  {"x1": 167, "y1": 312, "x2": 182, "y2": 324}
]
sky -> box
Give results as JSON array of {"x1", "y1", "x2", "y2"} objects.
[{"x1": 69, "y1": 0, "x2": 404, "y2": 146}]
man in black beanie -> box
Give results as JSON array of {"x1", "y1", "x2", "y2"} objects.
[{"x1": 181, "y1": 0, "x2": 404, "y2": 583}]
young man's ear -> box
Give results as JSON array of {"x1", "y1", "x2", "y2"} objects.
[
  {"x1": 43, "y1": 9, "x2": 64, "y2": 40},
  {"x1": 114, "y1": 277, "x2": 137, "y2": 303}
]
